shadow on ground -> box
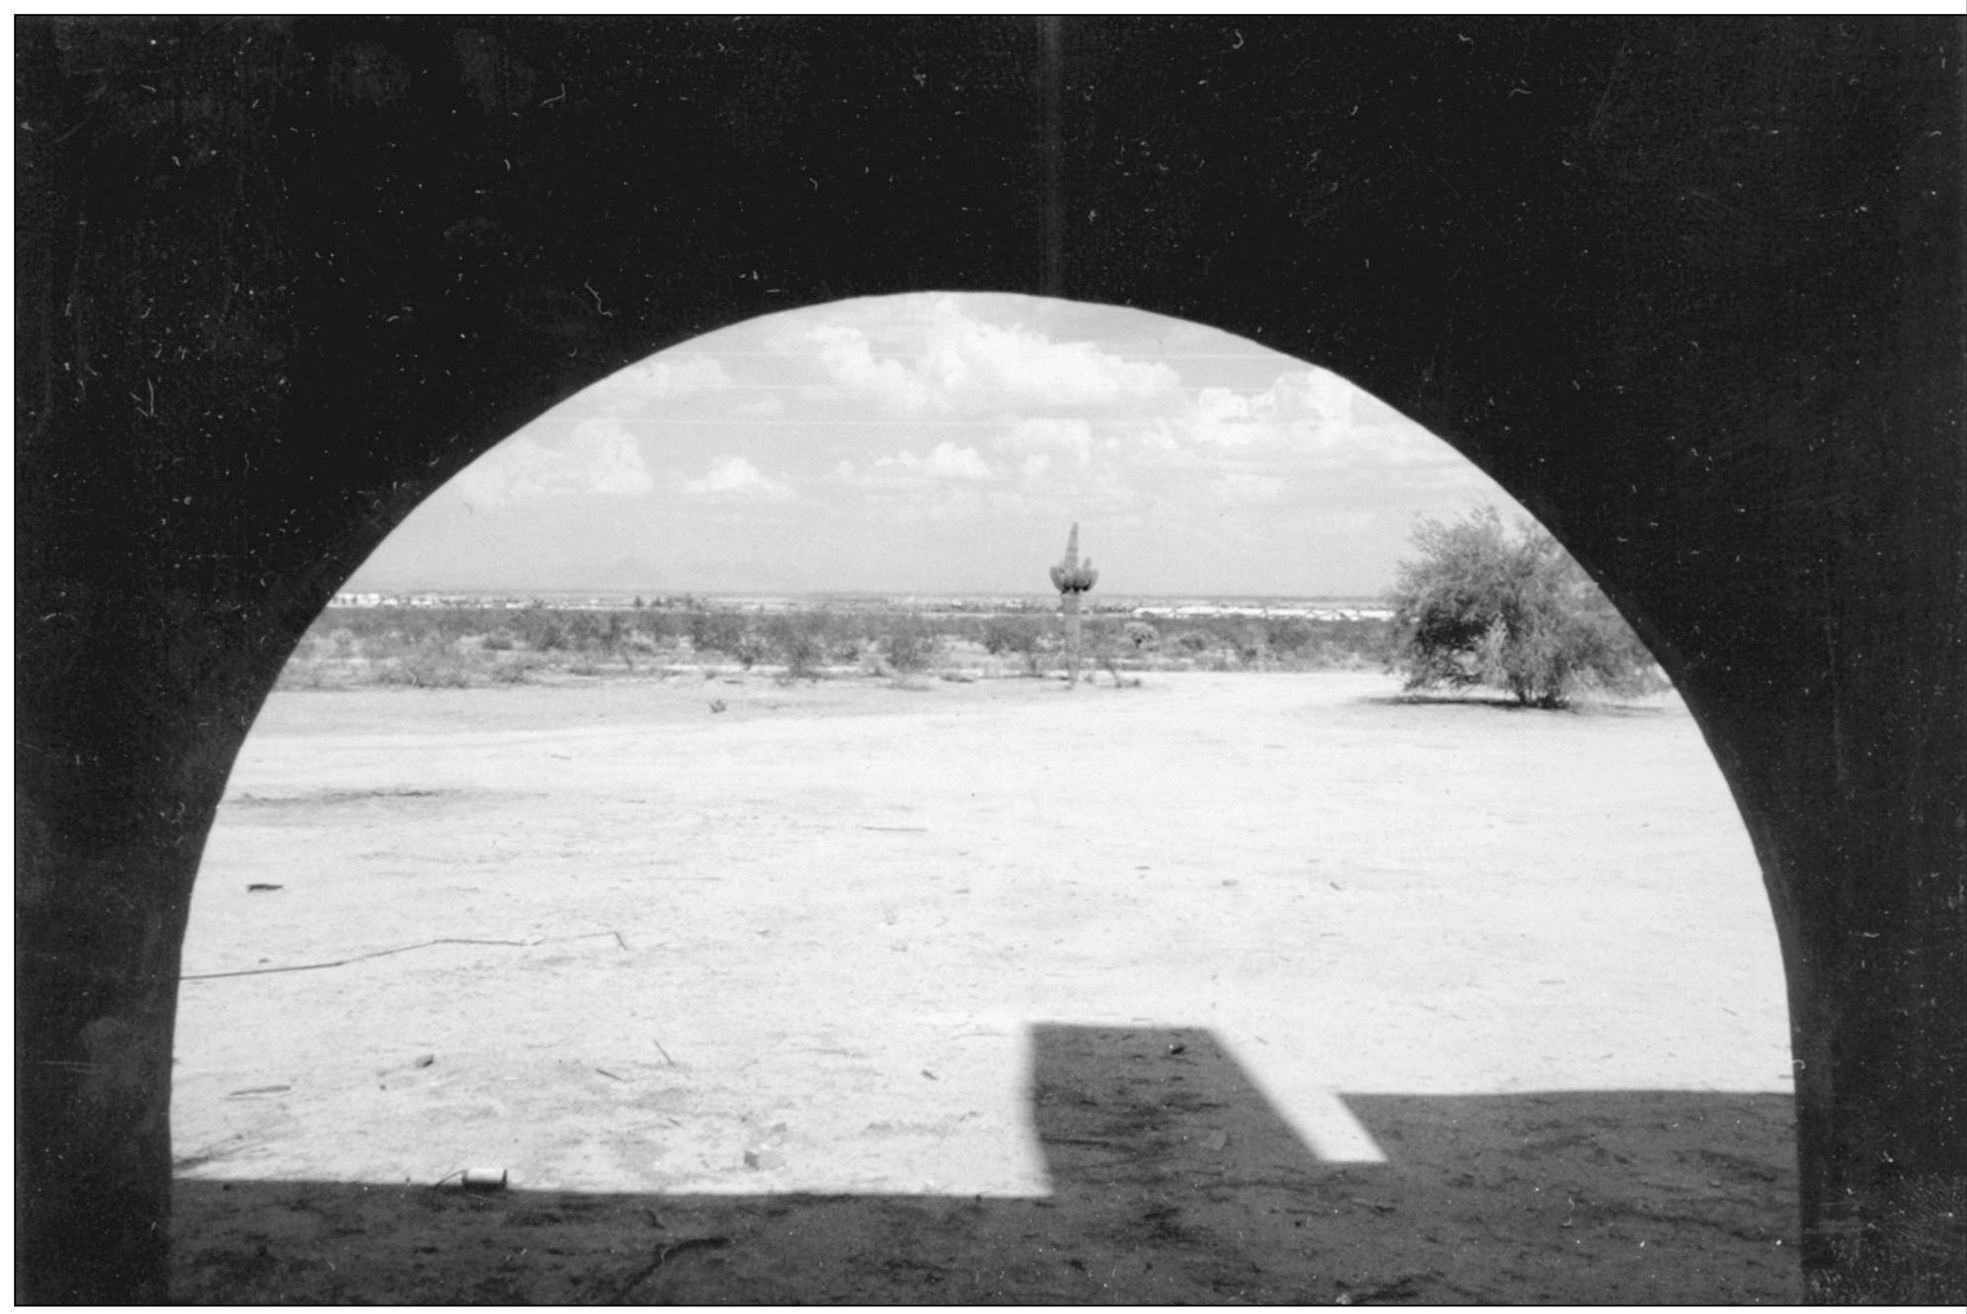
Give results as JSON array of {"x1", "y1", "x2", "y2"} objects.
[
  {"x1": 1360, "y1": 693, "x2": 1672, "y2": 718},
  {"x1": 173, "y1": 1025, "x2": 1800, "y2": 1303}
]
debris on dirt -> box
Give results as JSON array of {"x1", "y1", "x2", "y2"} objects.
[
  {"x1": 1043, "y1": 1136, "x2": 1129, "y2": 1151},
  {"x1": 434, "y1": 1168, "x2": 508, "y2": 1193},
  {"x1": 1337, "y1": 1273, "x2": 1424, "y2": 1304},
  {"x1": 592, "y1": 1066, "x2": 624, "y2": 1082},
  {"x1": 921, "y1": 1069, "x2": 938, "y2": 1081},
  {"x1": 246, "y1": 883, "x2": 283, "y2": 892},
  {"x1": 1167, "y1": 1043, "x2": 1187, "y2": 1055},
  {"x1": 413, "y1": 1054, "x2": 436, "y2": 1068},
  {"x1": 1201, "y1": 1130, "x2": 1228, "y2": 1151},
  {"x1": 653, "y1": 1040, "x2": 676, "y2": 1067},
  {"x1": 181, "y1": 931, "x2": 623, "y2": 982},
  {"x1": 604, "y1": 1235, "x2": 732, "y2": 1303},
  {"x1": 709, "y1": 700, "x2": 727, "y2": 712},
  {"x1": 226, "y1": 1085, "x2": 290, "y2": 1097}
]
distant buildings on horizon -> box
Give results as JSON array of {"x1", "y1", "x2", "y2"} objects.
[{"x1": 327, "y1": 589, "x2": 1393, "y2": 622}]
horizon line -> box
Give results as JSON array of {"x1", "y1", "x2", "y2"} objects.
[{"x1": 332, "y1": 585, "x2": 1394, "y2": 602}]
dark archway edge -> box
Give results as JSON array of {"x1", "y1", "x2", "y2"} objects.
[{"x1": 14, "y1": 16, "x2": 1962, "y2": 1301}]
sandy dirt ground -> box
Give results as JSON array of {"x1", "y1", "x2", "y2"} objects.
[{"x1": 171, "y1": 670, "x2": 1801, "y2": 1303}]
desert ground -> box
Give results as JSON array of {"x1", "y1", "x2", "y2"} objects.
[{"x1": 172, "y1": 669, "x2": 1801, "y2": 1303}]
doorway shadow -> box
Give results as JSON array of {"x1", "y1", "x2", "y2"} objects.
[{"x1": 172, "y1": 1024, "x2": 1799, "y2": 1303}]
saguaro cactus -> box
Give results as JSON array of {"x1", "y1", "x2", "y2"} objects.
[{"x1": 1049, "y1": 522, "x2": 1099, "y2": 686}]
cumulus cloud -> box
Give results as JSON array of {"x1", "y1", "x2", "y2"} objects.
[
  {"x1": 996, "y1": 416, "x2": 1095, "y2": 470},
  {"x1": 896, "y1": 441, "x2": 995, "y2": 482},
  {"x1": 573, "y1": 418, "x2": 657, "y2": 497},
  {"x1": 1105, "y1": 368, "x2": 1454, "y2": 486},
  {"x1": 842, "y1": 441, "x2": 995, "y2": 489},
  {"x1": 800, "y1": 296, "x2": 1179, "y2": 415},
  {"x1": 1181, "y1": 370, "x2": 1357, "y2": 452},
  {"x1": 600, "y1": 352, "x2": 732, "y2": 402},
  {"x1": 683, "y1": 454, "x2": 795, "y2": 501},
  {"x1": 451, "y1": 417, "x2": 653, "y2": 506},
  {"x1": 808, "y1": 323, "x2": 945, "y2": 414},
  {"x1": 1008, "y1": 418, "x2": 1092, "y2": 455}
]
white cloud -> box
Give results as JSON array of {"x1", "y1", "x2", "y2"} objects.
[
  {"x1": 450, "y1": 417, "x2": 653, "y2": 506},
  {"x1": 808, "y1": 323, "x2": 942, "y2": 413},
  {"x1": 799, "y1": 296, "x2": 1179, "y2": 416},
  {"x1": 683, "y1": 454, "x2": 795, "y2": 501},
  {"x1": 1103, "y1": 369, "x2": 1461, "y2": 490},
  {"x1": 1180, "y1": 372, "x2": 1351, "y2": 451},
  {"x1": 572, "y1": 418, "x2": 656, "y2": 497},
  {"x1": 996, "y1": 417, "x2": 1094, "y2": 468},
  {"x1": 600, "y1": 353, "x2": 732, "y2": 402},
  {"x1": 902, "y1": 442, "x2": 995, "y2": 481},
  {"x1": 842, "y1": 441, "x2": 995, "y2": 489}
]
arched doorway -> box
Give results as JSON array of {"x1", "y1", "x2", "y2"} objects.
[
  {"x1": 16, "y1": 17, "x2": 1960, "y2": 1302},
  {"x1": 169, "y1": 299, "x2": 1794, "y2": 1300}
]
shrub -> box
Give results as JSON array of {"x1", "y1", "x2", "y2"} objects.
[
  {"x1": 512, "y1": 606, "x2": 567, "y2": 652},
  {"x1": 974, "y1": 612, "x2": 1055, "y2": 676},
  {"x1": 726, "y1": 630, "x2": 765, "y2": 670},
  {"x1": 687, "y1": 607, "x2": 749, "y2": 659},
  {"x1": 981, "y1": 614, "x2": 1045, "y2": 663},
  {"x1": 883, "y1": 616, "x2": 942, "y2": 675},
  {"x1": 1264, "y1": 617, "x2": 1313, "y2": 659},
  {"x1": 488, "y1": 654, "x2": 539, "y2": 684},
  {"x1": 1386, "y1": 506, "x2": 1665, "y2": 708},
  {"x1": 1223, "y1": 621, "x2": 1265, "y2": 668},
  {"x1": 632, "y1": 610, "x2": 681, "y2": 645},
  {"x1": 766, "y1": 613, "x2": 829, "y2": 679},
  {"x1": 374, "y1": 638, "x2": 472, "y2": 689},
  {"x1": 1157, "y1": 629, "x2": 1198, "y2": 657}
]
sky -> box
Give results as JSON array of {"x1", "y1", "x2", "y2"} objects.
[{"x1": 347, "y1": 293, "x2": 1519, "y2": 598}]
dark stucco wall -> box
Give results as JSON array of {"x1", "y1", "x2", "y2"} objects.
[{"x1": 15, "y1": 16, "x2": 1963, "y2": 1301}]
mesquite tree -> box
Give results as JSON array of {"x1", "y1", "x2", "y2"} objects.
[
  {"x1": 1049, "y1": 523, "x2": 1099, "y2": 686},
  {"x1": 1386, "y1": 506, "x2": 1664, "y2": 708}
]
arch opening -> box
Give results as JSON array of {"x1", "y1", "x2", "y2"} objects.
[
  {"x1": 18, "y1": 18, "x2": 1959, "y2": 1302},
  {"x1": 171, "y1": 297, "x2": 1796, "y2": 1302}
]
